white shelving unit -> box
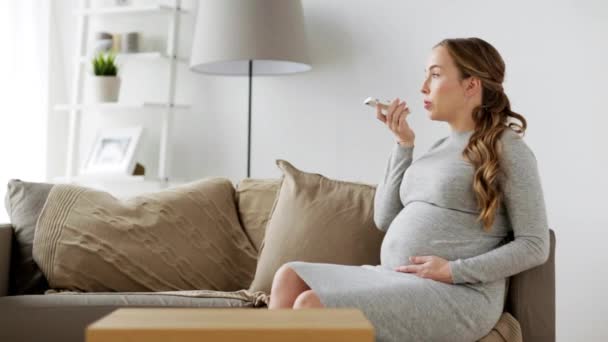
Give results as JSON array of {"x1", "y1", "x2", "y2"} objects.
[{"x1": 55, "y1": 0, "x2": 189, "y2": 190}]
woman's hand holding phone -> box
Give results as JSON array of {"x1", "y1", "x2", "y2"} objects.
[{"x1": 376, "y1": 98, "x2": 415, "y2": 147}]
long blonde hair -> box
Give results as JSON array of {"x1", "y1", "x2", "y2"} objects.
[{"x1": 436, "y1": 38, "x2": 527, "y2": 231}]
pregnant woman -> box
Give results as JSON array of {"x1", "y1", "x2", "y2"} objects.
[{"x1": 267, "y1": 37, "x2": 550, "y2": 342}]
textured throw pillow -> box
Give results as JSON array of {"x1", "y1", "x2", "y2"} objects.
[
  {"x1": 248, "y1": 160, "x2": 385, "y2": 294},
  {"x1": 33, "y1": 178, "x2": 258, "y2": 292},
  {"x1": 4, "y1": 179, "x2": 53, "y2": 295},
  {"x1": 235, "y1": 178, "x2": 281, "y2": 253}
]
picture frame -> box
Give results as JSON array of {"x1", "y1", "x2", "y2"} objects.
[{"x1": 81, "y1": 126, "x2": 143, "y2": 176}]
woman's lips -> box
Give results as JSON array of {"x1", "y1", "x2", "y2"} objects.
[{"x1": 424, "y1": 101, "x2": 432, "y2": 109}]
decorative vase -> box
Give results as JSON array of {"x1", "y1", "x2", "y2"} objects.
[{"x1": 86, "y1": 75, "x2": 121, "y2": 103}]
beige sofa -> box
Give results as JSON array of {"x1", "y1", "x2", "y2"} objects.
[{"x1": 0, "y1": 175, "x2": 555, "y2": 342}]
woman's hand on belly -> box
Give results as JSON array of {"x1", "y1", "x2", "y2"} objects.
[{"x1": 394, "y1": 256, "x2": 454, "y2": 284}]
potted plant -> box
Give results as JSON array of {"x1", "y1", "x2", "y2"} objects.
[{"x1": 87, "y1": 52, "x2": 120, "y2": 103}]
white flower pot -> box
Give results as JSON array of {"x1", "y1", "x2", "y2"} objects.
[{"x1": 86, "y1": 75, "x2": 121, "y2": 103}]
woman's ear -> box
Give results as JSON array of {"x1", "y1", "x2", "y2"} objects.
[{"x1": 463, "y1": 76, "x2": 482, "y2": 97}]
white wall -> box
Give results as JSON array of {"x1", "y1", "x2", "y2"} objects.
[{"x1": 49, "y1": 0, "x2": 608, "y2": 340}]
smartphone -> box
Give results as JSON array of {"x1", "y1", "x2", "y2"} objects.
[
  {"x1": 364, "y1": 97, "x2": 411, "y2": 116},
  {"x1": 364, "y1": 97, "x2": 391, "y2": 115}
]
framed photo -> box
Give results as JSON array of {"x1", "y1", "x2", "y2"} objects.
[{"x1": 81, "y1": 126, "x2": 143, "y2": 176}]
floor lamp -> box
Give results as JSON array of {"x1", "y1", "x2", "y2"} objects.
[{"x1": 189, "y1": 0, "x2": 311, "y2": 178}]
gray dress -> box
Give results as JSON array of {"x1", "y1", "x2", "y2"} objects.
[{"x1": 286, "y1": 129, "x2": 550, "y2": 342}]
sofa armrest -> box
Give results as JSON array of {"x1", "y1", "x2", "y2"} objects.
[
  {"x1": 506, "y1": 229, "x2": 556, "y2": 342},
  {"x1": 0, "y1": 223, "x2": 12, "y2": 297}
]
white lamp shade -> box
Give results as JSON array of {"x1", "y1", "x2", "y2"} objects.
[{"x1": 190, "y1": 0, "x2": 311, "y2": 75}]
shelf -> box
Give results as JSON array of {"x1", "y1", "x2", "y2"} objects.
[
  {"x1": 53, "y1": 176, "x2": 183, "y2": 197},
  {"x1": 79, "y1": 52, "x2": 188, "y2": 64},
  {"x1": 53, "y1": 175, "x2": 190, "y2": 186},
  {"x1": 74, "y1": 5, "x2": 188, "y2": 16},
  {"x1": 54, "y1": 102, "x2": 190, "y2": 112},
  {"x1": 54, "y1": 175, "x2": 148, "y2": 183}
]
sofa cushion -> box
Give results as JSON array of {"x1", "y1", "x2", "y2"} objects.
[
  {"x1": 33, "y1": 178, "x2": 258, "y2": 292},
  {"x1": 4, "y1": 179, "x2": 53, "y2": 295},
  {"x1": 235, "y1": 178, "x2": 281, "y2": 253},
  {"x1": 0, "y1": 291, "x2": 261, "y2": 309},
  {"x1": 248, "y1": 160, "x2": 385, "y2": 293}
]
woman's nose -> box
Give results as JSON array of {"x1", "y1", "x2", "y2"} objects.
[
  {"x1": 420, "y1": 79, "x2": 429, "y2": 94},
  {"x1": 420, "y1": 83, "x2": 428, "y2": 94}
]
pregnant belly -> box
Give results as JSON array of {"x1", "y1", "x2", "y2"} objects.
[{"x1": 380, "y1": 201, "x2": 505, "y2": 269}]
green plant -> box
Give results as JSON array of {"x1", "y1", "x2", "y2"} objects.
[{"x1": 92, "y1": 52, "x2": 118, "y2": 76}]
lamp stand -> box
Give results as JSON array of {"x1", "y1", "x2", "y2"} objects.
[{"x1": 247, "y1": 60, "x2": 253, "y2": 178}]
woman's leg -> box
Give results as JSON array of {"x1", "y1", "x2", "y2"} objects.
[
  {"x1": 268, "y1": 264, "x2": 310, "y2": 309},
  {"x1": 293, "y1": 289, "x2": 324, "y2": 309}
]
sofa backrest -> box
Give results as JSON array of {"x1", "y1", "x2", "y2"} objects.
[
  {"x1": 506, "y1": 229, "x2": 556, "y2": 342},
  {"x1": 0, "y1": 224, "x2": 12, "y2": 296}
]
